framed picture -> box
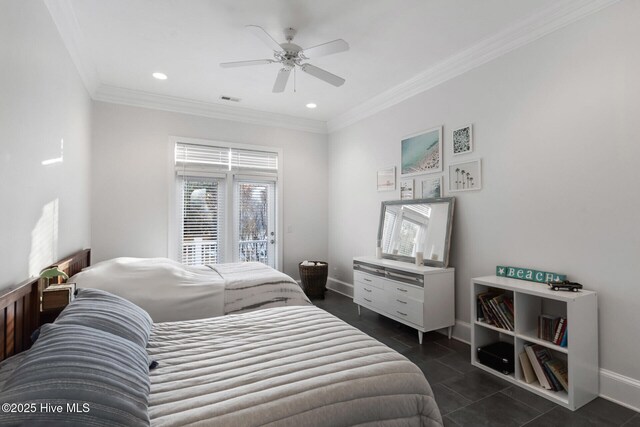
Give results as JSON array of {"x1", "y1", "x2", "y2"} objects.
[
  {"x1": 448, "y1": 159, "x2": 482, "y2": 192},
  {"x1": 401, "y1": 126, "x2": 443, "y2": 176},
  {"x1": 400, "y1": 179, "x2": 414, "y2": 200},
  {"x1": 377, "y1": 166, "x2": 396, "y2": 191},
  {"x1": 452, "y1": 124, "x2": 473, "y2": 156},
  {"x1": 420, "y1": 176, "x2": 443, "y2": 198}
]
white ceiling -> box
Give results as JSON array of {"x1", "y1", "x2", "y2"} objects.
[{"x1": 49, "y1": 0, "x2": 614, "y2": 131}]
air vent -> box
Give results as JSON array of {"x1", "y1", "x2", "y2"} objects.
[{"x1": 220, "y1": 96, "x2": 241, "y2": 102}]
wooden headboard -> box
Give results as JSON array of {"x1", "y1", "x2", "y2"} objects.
[{"x1": 0, "y1": 248, "x2": 91, "y2": 362}]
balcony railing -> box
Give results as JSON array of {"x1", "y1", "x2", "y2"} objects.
[
  {"x1": 182, "y1": 238, "x2": 270, "y2": 266},
  {"x1": 238, "y1": 239, "x2": 269, "y2": 264}
]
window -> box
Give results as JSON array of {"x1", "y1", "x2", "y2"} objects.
[{"x1": 172, "y1": 139, "x2": 281, "y2": 268}]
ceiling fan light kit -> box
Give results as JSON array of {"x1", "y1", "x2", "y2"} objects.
[{"x1": 220, "y1": 25, "x2": 349, "y2": 93}]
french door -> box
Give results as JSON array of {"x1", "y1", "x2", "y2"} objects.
[
  {"x1": 233, "y1": 179, "x2": 276, "y2": 268},
  {"x1": 178, "y1": 175, "x2": 277, "y2": 268}
]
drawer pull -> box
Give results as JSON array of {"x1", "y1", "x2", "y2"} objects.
[
  {"x1": 363, "y1": 278, "x2": 372, "y2": 282},
  {"x1": 364, "y1": 288, "x2": 372, "y2": 293},
  {"x1": 397, "y1": 288, "x2": 408, "y2": 293},
  {"x1": 396, "y1": 299, "x2": 407, "y2": 304},
  {"x1": 396, "y1": 311, "x2": 407, "y2": 316},
  {"x1": 364, "y1": 298, "x2": 372, "y2": 303}
]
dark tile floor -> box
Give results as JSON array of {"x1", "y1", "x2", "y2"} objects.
[{"x1": 313, "y1": 291, "x2": 640, "y2": 427}]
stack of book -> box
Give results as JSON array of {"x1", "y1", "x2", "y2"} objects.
[
  {"x1": 538, "y1": 315, "x2": 568, "y2": 347},
  {"x1": 477, "y1": 291, "x2": 515, "y2": 331},
  {"x1": 519, "y1": 344, "x2": 568, "y2": 392}
]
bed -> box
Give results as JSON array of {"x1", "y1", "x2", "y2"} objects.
[
  {"x1": 0, "y1": 273, "x2": 444, "y2": 426},
  {"x1": 67, "y1": 253, "x2": 312, "y2": 322}
]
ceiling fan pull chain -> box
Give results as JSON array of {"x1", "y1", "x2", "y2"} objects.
[{"x1": 294, "y1": 67, "x2": 297, "y2": 93}]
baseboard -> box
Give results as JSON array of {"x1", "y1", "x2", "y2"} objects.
[
  {"x1": 599, "y1": 369, "x2": 640, "y2": 412},
  {"x1": 445, "y1": 320, "x2": 471, "y2": 344},
  {"x1": 327, "y1": 277, "x2": 353, "y2": 298}
]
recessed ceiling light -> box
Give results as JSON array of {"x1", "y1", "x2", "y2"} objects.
[
  {"x1": 152, "y1": 72, "x2": 168, "y2": 80},
  {"x1": 306, "y1": 103, "x2": 317, "y2": 109}
]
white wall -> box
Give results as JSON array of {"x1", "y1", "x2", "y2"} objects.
[
  {"x1": 0, "y1": 0, "x2": 92, "y2": 289},
  {"x1": 328, "y1": 0, "x2": 639, "y2": 390},
  {"x1": 91, "y1": 101, "x2": 328, "y2": 279}
]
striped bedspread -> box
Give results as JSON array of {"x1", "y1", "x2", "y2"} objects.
[
  {"x1": 147, "y1": 305, "x2": 443, "y2": 427},
  {"x1": 209, "y1": 262, "x2": 312, "y2": 315}
]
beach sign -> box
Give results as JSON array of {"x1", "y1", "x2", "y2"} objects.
[{"x1": 496, "y1": 266, "x2": 566, "y2": 283}]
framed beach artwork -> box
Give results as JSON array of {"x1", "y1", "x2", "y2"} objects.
[
  {"x1": 401, "y1": 126, "x2": 443, "y2": 176},
  {"x1": 452, "y1": 124, "x2": 473, "y2": 156},
  {"x1": 448, "y1": 159, "x2": 482, "y2": 192},
  {"x1": 400, "y1": 179, "x2": 414, "y2": 200},
  {"x1": 420, "y1": 176, "x2": 443, "y2": 198},
  {"x1": 377, "y1": 166, "x2": 396, "y2": 191}
]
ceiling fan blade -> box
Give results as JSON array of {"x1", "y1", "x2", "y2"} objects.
[
  {"x1": 220, "y1": 59, "x2": 274, "y2": 68},
  {"x1": 246, "y1": 25, "x2": 283, "y2": 53},
  {"x1": 300, "y1": 64, "x2": 345, "y2": 87},
  {"x1": 272, "y1": 68, "x2": 291, "y2": 93},
  {"x1": 301, "y1": 39, "x2": 349, "y2": 58}
]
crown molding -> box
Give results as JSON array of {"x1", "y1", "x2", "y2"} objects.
[
  {"x1": 327, "y1": 0, "x2": 621, "y2": 133},
  {"x1": 93, "y1": 85, "x2": 328, "y2": 134},
  {"x1": 47, "y1": 0, "x2": 618, "y2": 135},
  {"x1": 45, "y1": 0, "x2": 100, "y2": 96}
]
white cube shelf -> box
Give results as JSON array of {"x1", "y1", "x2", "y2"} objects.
[{"x1": 470, "y1": 275, "x2": 598, "y2": 410}]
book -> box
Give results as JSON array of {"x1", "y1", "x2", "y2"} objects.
[
  {"x1": 476, "y1": 291, "x2": 515, "y2": 331},
  {"x1": 533, "y1": 345, "x2": 558, "y2": 391},
  {"x1": 545, "y1": 359, "x2": 569, "y2": 391},
  {"x1": 490, "y1": 298, "x2": 509, "y2": 330},
  {"x1": 538, "y1": 314, "x2": 559, "y2": 342},
  {"x1": 542, "y1": 362, "x2": 562, "y2": 391},
  {"x1": 519, "y1": 351, "x2": 536, "y2": 384},
  {"x1": 525, "y1": 344, "x2": 553, "y2": 390},
  {"x1": 560, "y1": 330, "x2": 568, "y2": 347},
  {"x1": 477, "y1": 298, "x2": 485, "y2": 321},
  {"x1": 553, "y1": 318, "x2": 567, "y2": 345},
  {"x1": 478, "y1": 292, "x2": 500, "y2": 327}
]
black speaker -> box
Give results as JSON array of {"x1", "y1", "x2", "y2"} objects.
[{"x1": 477, "y1": 341, "x2": 514, "y2": 375}]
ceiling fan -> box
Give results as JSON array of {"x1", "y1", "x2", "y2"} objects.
[{"x1": 220, "y1": 25, "x2": 349, "y2": 93}]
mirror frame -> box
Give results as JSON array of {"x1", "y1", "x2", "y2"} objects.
[{"x1": 377, "y1": 197, "x2": 455, "y2": 268}]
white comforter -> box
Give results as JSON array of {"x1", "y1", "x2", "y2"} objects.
[
  {"x1": 69, "y1": 258, "x2": 310, "y2": 322},
  {"x1": 147, "y1": 306, "x2": 443, "y2": 427}
]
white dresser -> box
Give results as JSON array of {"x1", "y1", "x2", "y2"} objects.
[{"x1": 353, "y1": 256, "x2": 455, "y2": 343}]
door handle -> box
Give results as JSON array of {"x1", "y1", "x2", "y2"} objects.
[{"x1": 270, "y1": 240, "x2": 275, "y2": 244}]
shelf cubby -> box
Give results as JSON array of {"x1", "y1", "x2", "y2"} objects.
[{"x1": 471, "y1": 275, "x2": 598, "y2": 411}]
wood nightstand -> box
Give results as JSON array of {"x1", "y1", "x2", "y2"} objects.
[{"x1": 39, "y1": 306, "x2": 65, "y2": 326}]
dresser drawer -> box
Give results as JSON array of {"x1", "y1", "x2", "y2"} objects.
[
  {"x1": 354, "y1": 282, "x2": 383, "y2": 307},
  {"x1": 384, "y1": 281, "x2": 423, "y2": 301},
  {"x1": 388, "y1": 295, "x2": 423, "y2": 326},
  {"x1": 354, "y1": 271, "x2": 384, "y2": 289}
]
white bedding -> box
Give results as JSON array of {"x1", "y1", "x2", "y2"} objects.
[
  {"x1": 69, "y1": 257, "x2": 310, "y2": 322},
  {"x1": 147, "y1": 305, "x2": 443, "y2": 427}
]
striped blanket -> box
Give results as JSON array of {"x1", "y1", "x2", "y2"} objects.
[
  {"x1": 148, "y1": 306, "x2": 442, "y2": 426},
  {"x1": 209, "y1": 262, "x2": 311, "y2": 314}
]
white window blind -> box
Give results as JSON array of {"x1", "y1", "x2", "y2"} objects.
[
  {"x1": 175, "y1": 142, "x2": 278, "y2": 172},
  {"x1": 179, "y1": 175, "x2": 225, "y2": 266}
]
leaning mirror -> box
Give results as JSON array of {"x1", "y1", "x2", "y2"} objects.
[{"x1": 377, "y1": 197, "x2": 455, "y2": 268}]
